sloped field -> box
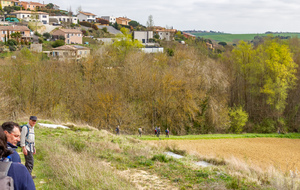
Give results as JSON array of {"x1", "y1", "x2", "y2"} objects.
[{"x1": 152, "y1": 138, "x2": 300, "y2": 172}]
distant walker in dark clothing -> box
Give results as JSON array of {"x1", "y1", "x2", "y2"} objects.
[
  {"x1": 116, "y1": 125, "x2": 120, "y2": 135},
  {"x1": 165, "y1": 128, "x2": 169, "y2": 138}
]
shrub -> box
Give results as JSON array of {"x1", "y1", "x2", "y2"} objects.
[
  {"x1": 255, "y1": 118, "x2": 276, "y2": 133},
  {"x1": 228, "y1": 106, "x2": 248, "y2": 134},
  {"x1": 151, "y1": 154, "x2": 169, "y2": 162},
  {"x1": 9, "y1": 45, "x2": 16, "y2": 51},
  {"x1": 52, "y1": 39, "x2": 65, "y2": 48},
  {"x1": 166, "y1": 48, "x2": 174, "y2": 56},
  {"x1": 92, "y1": 24, "x2": 98, "y2": 30},
  {"x1": 43, "y1": 32, "x2": 51, "y2": 39},
  {"x1": 7, "y1": 39, "x2": 17, "y2": 46}
]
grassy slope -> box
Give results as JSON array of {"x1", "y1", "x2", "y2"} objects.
[
  {"x1": 190, "y1": 32, "x2": 300, "y2": 43},
  {"x1": 24, "y1": 122, "x2": 300, "y2": 190}
]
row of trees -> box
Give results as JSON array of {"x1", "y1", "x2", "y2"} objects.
[{"x1": 0, "y1": 35, "x2": 300, "y2": 134}]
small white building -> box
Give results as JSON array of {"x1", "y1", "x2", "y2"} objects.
[
  {"x1": 11, "y1": 11, "x2": 49, "y2": 24},
  {"x1": 49, "y1": 15, "x2": 78, "y2": 25},
  {"x1": 133, "y1": 31, "x2": 153, "y2": 44},
  {"x1": 100, "y1": 16, "x2": 116, "y2": 24},
  {"x1": 77, "y1": 11, "x2": 96, "y2": 23}
]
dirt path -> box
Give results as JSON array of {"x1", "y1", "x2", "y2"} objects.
[{"x1": 148, "y1": 138, "x2": 300, "y2": 172}]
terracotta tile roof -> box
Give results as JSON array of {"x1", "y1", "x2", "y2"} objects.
[
  {"x1": 11, "y1": 10, "x2": 48, "y2": 14},
  {"x1": 117, "y1": 17, "x2": 131, "y2": 21},
  {"x1": 55, "y1": 29, "x2": 82, "y2": 34},
  {"x1": 52, "y1": 45, "x2": 89, "y2": 50},
  {"x1": 79, "y1": 11, "x2": 96, "y2": 16},
  {"x1": 0, "y1": 25, "x2": 30, "y2": 31}
]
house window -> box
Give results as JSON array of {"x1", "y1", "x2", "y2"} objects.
[
  {"x1": 142, "y1": 39, "x2": 145, "y2": 43},
  {"x1": 43, "y1": 15, "x2": 47, "y2": 18},
  {"x1": 2, "y1": 31, "x2": 6, "y2": 34},
  {"x1": 166, "y1": 33, "x2": 168, "y2": 35}
]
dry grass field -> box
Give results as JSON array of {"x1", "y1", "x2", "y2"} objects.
[{"x1": 149, "y1": 138, "x2": 300, "y2": 172}]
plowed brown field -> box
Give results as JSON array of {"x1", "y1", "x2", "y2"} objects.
[{"x1": 148, "y1": 138, "x2": 300, "y2": 172}]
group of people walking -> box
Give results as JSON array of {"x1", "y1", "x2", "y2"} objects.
[
  {"x1": 116, "y1": 125, "x2": 170, "y2": 138},
  {"x1": 0, "y1": 116, "x2": 37, "y2": 190},
  {"x1": 155, "y1": 127, "x2": 169, "y2": 137}
]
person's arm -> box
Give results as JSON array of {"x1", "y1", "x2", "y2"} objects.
[{"x1": 20, "y1": 125, "x2": 28, "y2": 155}]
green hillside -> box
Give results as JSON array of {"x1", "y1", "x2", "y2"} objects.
[{"x1": 189, "y1": 32, "x2": 300, "y2": 43}]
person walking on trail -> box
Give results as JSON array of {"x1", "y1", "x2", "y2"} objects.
[
  {"x1": 155, "y1": 127, "x2": 157, "y2": 136},
  {"x1": 165, "y1": 128, "x2": 169, "y2": 138},
  {"x1": 20, "y1": 116, "x2": 37, "y2": 178},
  {"x1": 157, "y1": 126, "x2": 161, "y2": 137},
  {"x1": 138, "y1": 127, "x2": 142, "y2": 137},
  {"x1": 1, "y1": 121, "x2": 21, "y2": 163},
  {"x1": 0, "y1": 127, "x2": 36, "y2": 190},
  {"x1": 116, "y1": 125, "x2": 120, "y2": 135}
]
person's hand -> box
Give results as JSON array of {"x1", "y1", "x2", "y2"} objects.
[
  {"x1": 22, "y1": 146, "x2": 27, "y2": 156},
  {"x1": 33, "y1": 147, "x2": 36, "y2": 155}
]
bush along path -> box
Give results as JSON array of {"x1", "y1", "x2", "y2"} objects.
[{"x1": 29, "y1": 123, "x2": 298, "y2": 189}]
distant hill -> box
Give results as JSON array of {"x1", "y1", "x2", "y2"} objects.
[{"x1": 187, "y1": 32, "x2": 300, "y2": 44}]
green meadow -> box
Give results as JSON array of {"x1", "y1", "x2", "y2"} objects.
[
  {"x1": 134, "y1": 133, "x2": 300, "y2": 140},
  {"x1": 190, "y1": 32, "x2": 300, "y2": 43}
]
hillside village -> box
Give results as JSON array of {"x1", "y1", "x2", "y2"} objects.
[{"x1": 0, "y1": 0, "x2": 215, "y2": 60}]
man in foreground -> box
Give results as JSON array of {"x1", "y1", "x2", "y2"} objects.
[
  {"x1": 20, "y1": 116, "x2": 37, "y2": 178},
  {"x1": 1, "y1": 121, "x2": 21, "y2": 162}
]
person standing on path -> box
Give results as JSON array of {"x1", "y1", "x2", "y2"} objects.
[
  {"x1": 20, "y1": 116, "x2": 37, "y2": 178},
  {"x1": 1, "y1": 121, "x2": 21, "y2": 163},
  {"x1": 165, "y1": 128, "x2": 169, "y2": 138},
  {"x1": 116, "y1": 125, "x2": 120, "y2": 135},
  {"x1": 138, "y1": 127, "x2": 142, "y2": 137},
  {"x1": 157, "y1": 126, "x2": 161, "y2": 137}
]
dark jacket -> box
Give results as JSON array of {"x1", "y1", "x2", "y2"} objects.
[
  {"x1": 7, "y1": 162, "x2": 36, "y2": 190},
  {"x1": 7, "y1": 142, "x2": 21, "y2": 163}
]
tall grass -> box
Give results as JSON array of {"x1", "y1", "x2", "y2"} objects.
[{"x1": 32, "y1": 123, "x2": 299, "y2": 189}]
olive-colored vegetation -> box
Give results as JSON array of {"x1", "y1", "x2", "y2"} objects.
[{"x1": 1, "y1": 36, "x2": 300, "y2": 135}]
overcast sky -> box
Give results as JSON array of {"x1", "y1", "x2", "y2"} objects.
[{"x1": 42, "y1": 0, "x2": 300, "y2": 34}]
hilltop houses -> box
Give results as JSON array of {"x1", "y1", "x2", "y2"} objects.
[
  {"x1": 116, "y1": 17, "x2": 131, "y2": 26},
  {"x1": 101, "y1": 16, "x2": 116, "y2": 24},
  {"x1": 49, "y1": 15, "x2": 78, "y2": 25},
  {"x1": 52, "y1": 45, "x2": 90, "y2": 60},
  {"x1": 52, "y1": 29, "x2": 83, "y2": 44},
  {"x1": 11, "y1": 10, "x2": 49, "y2": 24},
  {"x1": 0, "y1": 25, "x2": 31, "y2": 42},
  {"x1": 153, "y1": 26, "x2": 177, "y2": 41},
  {"x1": 77, "y1": 11, "x2": 96, "y2": 22}
]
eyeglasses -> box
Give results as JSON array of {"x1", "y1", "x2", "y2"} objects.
[{"x1": 9, "y1": 132, "x2": 20, "y2": 138}]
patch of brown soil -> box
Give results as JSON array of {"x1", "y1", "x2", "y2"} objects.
[
  {"x1": 118, "y1": 169, "x2": 178, "y2": 190},
  {"x1": 149, "y1": 138, "x2": 300, "y2": 172}
]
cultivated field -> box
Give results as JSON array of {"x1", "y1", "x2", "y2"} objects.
[
  {"x1": 189, "y1": 32, "x2": 300, "y2": 43},
  {"x1": 149, "y1": 138, "x2": 300, "y2": 172}
]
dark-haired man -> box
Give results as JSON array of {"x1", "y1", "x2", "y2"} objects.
[
  {"x1": 1, "y1": 121, "x2": 21, "y2": 162},
  {"x1": 20, "y1": 116, "x2": 37, "y2": 178}
]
